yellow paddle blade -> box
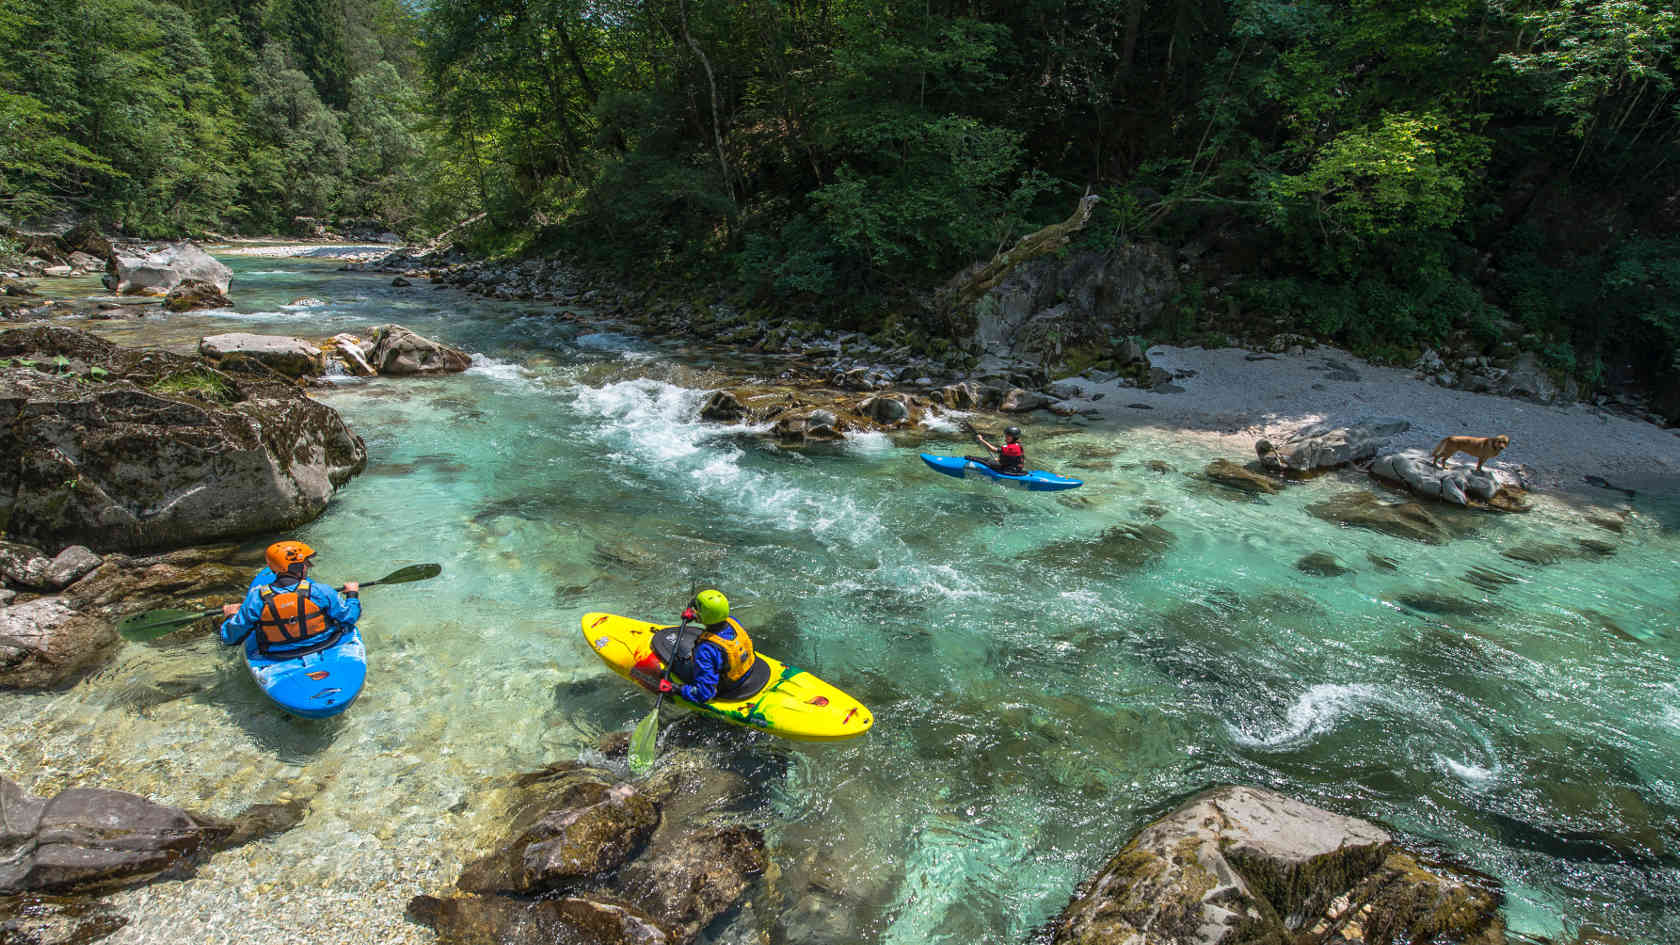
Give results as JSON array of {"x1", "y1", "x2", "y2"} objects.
[{"x1": 629, "y1": 705, "x2": 659, "y2": 774}]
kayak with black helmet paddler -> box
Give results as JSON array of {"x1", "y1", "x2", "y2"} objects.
[{"x1": 921, "y1": 421, "x2": 1083, "y2": 492}]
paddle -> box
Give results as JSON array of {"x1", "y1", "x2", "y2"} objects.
[
  {"x1": 629, "y1": 617, "x2": 688, "y2": 775},
  {"x1": 114, "y1": 562, "x2": 443, "y2": 641}
]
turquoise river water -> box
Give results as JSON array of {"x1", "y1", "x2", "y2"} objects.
[{"x1": 3, "y1": 250, "x2": 1678, "y2": 944}]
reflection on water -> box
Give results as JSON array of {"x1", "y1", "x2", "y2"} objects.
[{"x1": 2, "y1": 252, "x2": 1677, "y2": 944}]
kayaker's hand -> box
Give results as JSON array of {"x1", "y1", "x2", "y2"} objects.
[
  {"x1": 343, "y1": 581, "x2": 359, "y2": 593},
  {"x1": 681, "y1": 607, "x2": 696, "y2": 621},
  {"x1": 657, "y1": 679, "x2": 675, "y2": 694},
  {"x1": 221, "y1": 603, "x2": 239, "y2": 618}
]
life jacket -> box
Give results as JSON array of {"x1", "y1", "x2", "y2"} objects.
[
  {"x1": 999, "y1": 442, "x2": 1025, "y2": 472},
  {"x1": 669, "y1": 618, "x2": 756, "y2": 687},
  {"x1": 256, "y1": 579, "x2": 331, "y2": 650}
]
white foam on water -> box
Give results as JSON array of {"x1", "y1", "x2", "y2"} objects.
[
  {"x1": 465, "y1": 353, "x2": 539, "y2": 388},
  {"x1": 568, "y1": 378, "x2": 891, "y2": 545},
  {"x1": 1436, "y1": 755, "x2": 1500, "y2": 785},
  {"x1": 843, "y1": 429, "x2": 894, "y2": 454},
  {"x1": 574, "y1": 331, "x2": 641, "y2": 352},
  {"x1": 278, "y1": 297, "x2": 327, "y2": 309},
  {"x1": 1227, "y1": 682, "x2": 1397, "y2": 748},
  {"x1": 919, "y1": 412, "x2": 966, "y2": 433}
]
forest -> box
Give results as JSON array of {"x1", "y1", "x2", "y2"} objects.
[{"x1": 2, "y1": 0, "x2": 1677, "y2": 406}]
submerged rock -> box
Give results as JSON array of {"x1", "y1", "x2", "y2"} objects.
[
  {"x1": 0, "y1": 894, "x2": 127, "y2": 945},
  {"x1": 1051, "y1": 785, "x2": 1505, "y2": 945},
  {"x1": 0, "y1": 777, "x2": 304, "y2": 895},
  {"x1": 0, "y1": 327, "x2": 366, "y2": 552},
  {"x1": 1204, "y1": 459, "x2": 1281, "y2": 495},
  {"x1": 1296, "y1": 552, "x2": 1352, "y2": 577},
  {"x1": 1036, "y1": 522, "x2": 1174, "y2": 573},
  {"x1": 455, "y1": 771, "x2": 658, "y2": 895},
  {"x1": 1306, "y1": 491, "x2": 1453, "y2": 544}
]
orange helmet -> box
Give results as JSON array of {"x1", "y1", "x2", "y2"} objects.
[{"x1": 264, "y1": 540, "x2": 316, "y2": 576}]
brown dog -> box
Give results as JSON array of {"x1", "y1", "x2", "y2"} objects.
[{"x1": 1430, "y1": 434, "x2": 1509, "y2": 472}]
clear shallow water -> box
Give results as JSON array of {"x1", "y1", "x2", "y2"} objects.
[{"x1": 5, "y1": 254, "x2": 1679, "y2": 944}]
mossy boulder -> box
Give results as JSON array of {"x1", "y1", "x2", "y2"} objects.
[
  {"x1": 1306, "y1": 491, "x2": 1454, "y2": 544},
  {"x1": 1205, "y1": 459, "x2": 1281, "y2": 495},
  {"x1": 1051, "y1": 785, "x2": 1505, "y2": 945}
]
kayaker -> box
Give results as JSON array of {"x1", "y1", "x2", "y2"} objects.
[
  {"x1": 658, "y1": 589, "x2": 759, "y2": 704},
  {"x1": 967, "y1": 425, "x2": 1026, "y2": 474},
  {"x1": 219, "y1": 540, "x2": 361, "y2": 655}
]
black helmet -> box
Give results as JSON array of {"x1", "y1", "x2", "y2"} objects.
[{"x1": 1004, "y1": 426, "x2": 1021, "y2": 438}]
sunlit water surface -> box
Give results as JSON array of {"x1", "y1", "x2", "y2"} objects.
[{"x1": 4, "y1": 253, "x2": 1678, "y2": 944}]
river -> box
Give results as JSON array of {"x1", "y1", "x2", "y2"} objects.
[{"x1": 4, "y1": 248, "x2": 1677, "y2": 944}]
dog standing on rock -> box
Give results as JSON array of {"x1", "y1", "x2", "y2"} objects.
[{"x1": 1430, "y1": 434, "x2": 1510, "y2": 472}]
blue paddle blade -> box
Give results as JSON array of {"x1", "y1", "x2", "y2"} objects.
[{"x1": 629, "y1": 706, "x2": 659, "y2": 774}]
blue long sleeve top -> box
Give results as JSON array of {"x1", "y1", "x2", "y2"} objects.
[
  {"x1": 678, "y1": 623, "x2": 738, "y2": 704},
  {"x1": 219, "y1": 575, "x2": 361, "y2": 653}
]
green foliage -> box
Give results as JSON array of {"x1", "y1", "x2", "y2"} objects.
[{"x1": 149, "y1": 368, "x2": 233, "y2": 400}]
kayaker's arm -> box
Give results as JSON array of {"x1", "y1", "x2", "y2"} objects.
[
  {"x1": 678, "y1": 644, "x2": 724, "y2": 703},
  {"x1": 974, "y1": 432, "x2": 1000, "y2": 455},
  {"x1": 317, "y1": 583, "x2": 362, "y2": 627},
  {"x1": 218, "y1": 588, "x2": 264, "y2": 646}
]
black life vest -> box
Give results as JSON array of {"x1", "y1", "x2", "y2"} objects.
[{"x1": 257, "y1": 579, "x2": 331, "y2": 651}]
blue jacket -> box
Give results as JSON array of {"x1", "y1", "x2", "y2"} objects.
[
  {"x1": 678, "y1": 623, "x2": 738, "y2": 704},
  {"x1": 220, "y1": 575, "x2": 360, "y2": 653}
]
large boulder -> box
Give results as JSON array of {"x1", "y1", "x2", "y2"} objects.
[
  {"x1": 455, "y1": 768, "x2": 659, "y2": 895},
  {"x1": 1369, "y1": 449, "x2": 1502, "y2": 507},
  {"x1": 0, "y1": 327, "x2": 366, "y2": 553},
  {"x1": 103, "y1": 242, "x2": 231, "y2": 297},
  {"x1": 971, "y1": 245, "x2": 1178, "y2": 362},
  {"x1": 0, "y1": 777, "x2": 304, "y2": 895},
  {"x1": 199, "y1": 333, "x2": 324, "y2": 378},
  {"x1": 1051, "y1": 785, "x2": 1505, "y2": 945},
  {"x1": 0, "y1": 598, "x2": 117, "y2": 690},
  {"x1": 1256, "y1": 417, "x2": 1410, "y2": 473},
  {"x1": 365, "y1": 323, "x2": 471, "y2": 375}
]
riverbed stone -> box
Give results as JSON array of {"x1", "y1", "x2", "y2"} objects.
[
  {"x1": 104, "y1": 242, "x2": 231, "y2": 297},
  {"x1": 162, "y1": 279, "x2": 232, "y2": 312},
  {"x1": 0, "y1": 326, "x2": 366, "y2": 552},
  {"x1": 1296, "y1": 552, "x2": 1352, "y2": 576},
  {"x1": 199, "y1": 332, "x2": 324, "y2": 377},
  {"x1": 859, "y1": 394, "x2": 909, "y2": 425},
  {"x1": 1369, "y1": 450, "x2": 1504, "y2": 507},
  {"x1": 1052, "y1": 785, "x2": 1504, "y2": 945},
  {"x1": 0, "y1": 893, "x2": 127, "y2": 945},
  {"x1": 0, "y1": 598, "x2": 117, "y2": 690},
  {"x1": 0, "y1": 540, "x2": 52, "y2": 589},
  {"x1": 455, "y1": 768, "x2": 658, "y2": 895},
  {"x1": 615, "y1": 825, "x2": 767, "y2": 942},
  {"x1": 62, "y1": 545, "x2": 247, "y2": 619},
  {"x1": 407, "y1": 893, "x2": 669, "y2": 945},
  {"x1": 44, "y1": 546, "x2": 101, "y2": 590},
  {"x1": 0, "y1": 777, "x2": 304, "y2": 895},
  {"x1": 1306, "y1": 491, "x2": 1453, "y2": 544},
  {"x1": 366, "y1": 323, "x2": 472, "y2": 374},
  {"x1": 1204, "y1": 459, "x2": 1281, "y2": 495},
  {"x1": 698, "y1": 390, "x2": 746, "y2": 423},
  {"x1": 1257, "y1": 417, "x2": 1410, "y2": 473}
]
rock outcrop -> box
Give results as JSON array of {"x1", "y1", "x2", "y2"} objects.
[
  {"x1": 1369, "y1": 449, "x2": 1528, "y2": 510},
  {"x1": 408, "y1": 761, "x2": 766, "y2": 945},
  {"x1": 1052, "y1": 785, "x2": 1505, "y2": 945},
  {"x1": 0, "y1": 598, "x2": 117, "y2": 690},
  {"x1": 0, "y1": 326, "x2": 366, "y2": 553},
  {"x1": 199, "y1": 332, "x2": 325, "y2": 378},
  {"x1": 1256, "y1": 417, "x2": 1410, "y2": 473},
  {"x1": 1204, "y1": 459, "x2": 1281, "y2": 495},
  {"x1": 365, "y1": 323, "x2": 472, "y2": 375},
  {"x1": 103, "y1": 242, "x2": 231, "y2": 297},
  {"x1": 162, "y1": 279, "x2": 233, "y2": 312},
  {"x1": 1305, "y1": 491, "x2": 1456, "y2": 544}
]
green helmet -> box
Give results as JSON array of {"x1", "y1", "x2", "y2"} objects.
[{"x1": 694, "y1": 589, "x2": 730, "y2": 625}]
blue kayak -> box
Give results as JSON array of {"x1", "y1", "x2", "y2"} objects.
[
  {"x1": 920, "y1": 453, "x2": 1083, "y2": 492},
  {"x1": 243, "y1": 628, "x2": 367, "y2": 719}
]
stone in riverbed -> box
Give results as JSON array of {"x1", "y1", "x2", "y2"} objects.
[
  {"x1": 1204, "y1": 458, "x2": 1281, "y2": 494},
  {"x1": 199, "y1": 332, "x2": 324, "y2": 377},
  {"x1": 366, "y1": 323, "x2": 471, "y2": 374},
  {"x1": 0, "y1": 598, "x2": 116, "y2": 690},
  {"x1": 1296, "y1": 552, "x2": 1352, "y2": 576},
  {"x1": 1051, "y1": 785, "x2": 1505, "y2": 945},
  {"x1": 1306, "y1": 491, "x2": 1453, "y2": 544},
  {"x1": 0, "y1": 894, "x2": 127, "y2": 944},
  {"x1": 698, "y1": 389, "x2": 746, "y2": 422},
  {"x1": 0, "y1": 777, "x2": 305, "y2": 895},
  {"x1": 1257, "y1": 416, "x2": 1410, "y2": 473},
  {"x1": 1369, "y1": 449, "x2": 1508, "y2": 508},
  {"x1": 44, "y1": 546, "x2": 101, "y2": 589},
  {"x1": 162, "y1": 279, "x2": 232, "y2": 312},
  {"x1": 0, "y1": 326, "x2": 366, "y2": 553},
  {"x1": 103, "y1": 241, "x2": 231, "y2": 296},
  {"x1": 0, "y1": 540, "x2": 52, "y2": 589}
]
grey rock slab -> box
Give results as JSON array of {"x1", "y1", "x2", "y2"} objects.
[
  {"x1": 199, "y1": 333, "x2": 323, "y2": 377},
  {"x1": 104, "y1": 242, "x2": 231, "y2": 296},
  {"x1": 44, "y1": 546, "x2": 101, "y2": 590}
]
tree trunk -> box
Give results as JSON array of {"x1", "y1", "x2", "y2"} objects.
[{"x1": 939, "y1": 194, "x2": 1102, "y2": 317}]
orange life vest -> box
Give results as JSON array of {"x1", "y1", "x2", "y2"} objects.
[{"x1": 257, "y1": 579, "x2": 330, "y2": 647}]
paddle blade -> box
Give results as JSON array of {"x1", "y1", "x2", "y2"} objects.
[
  {"x1": 628, "y1": 706, "x2": 659, "y2": 774},
  {"x1": 361, "y1": 563, "x2": 442, "y2": 588},
  {"x1": 116, "y1": 608, "x2": 216, "y2": 641}
]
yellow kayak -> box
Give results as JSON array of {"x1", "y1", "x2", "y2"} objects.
[{"x1": 581, "y1": 612, "x2": 873, "y2": 742}]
